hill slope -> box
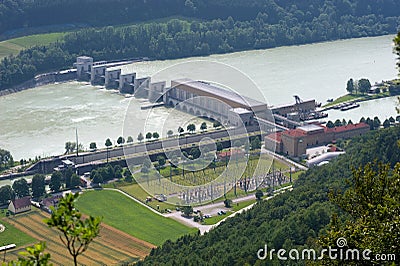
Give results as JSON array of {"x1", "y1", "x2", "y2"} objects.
[{"x1": 138, "y1": 126, "x2": 400, "y2": 265}]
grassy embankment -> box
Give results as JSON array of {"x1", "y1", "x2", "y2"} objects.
[
  {"x1": 0, "y1": 32, "x2": 65, "y2": 59},
  {"x1": 76, "y1": 189, "x2": 197, "y2": 246},
  {"x1": 0, "y1": 209, "x2": 35, "y2": 246},
  {"x1": 323, "y1": 80, "x2": 398, "y2": 108}
]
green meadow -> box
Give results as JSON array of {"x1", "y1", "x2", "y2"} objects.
[
  {"x1": 76, "y1": 190, "x2": 197, "y2": 246},
  {"x1": 0, "y1": 32, "x2": 65, "y2": 59}
]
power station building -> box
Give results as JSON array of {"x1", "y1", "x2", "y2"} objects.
[
  {"x1": 164, "y1": 78, "x2": 271, "y2": 127},
  {"x1": 265, "y1": 122, "x2": 370, "y2": 157}
]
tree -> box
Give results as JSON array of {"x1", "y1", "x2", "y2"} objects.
[
  {"x1": 146, "y1": 132, "x2": 152, "y2": 141},
  {"x1": 346, "y1": 78, "x2": 354, "y2": 94},
  {"x1": 65, "y1": 141, "x2": 72, "y2": 154},
  {"x1": 105, "y1": 138, "x2": 112, "y2": 162},
  {"x1": 178, "y1": 126, "x2": 184, "y2": 135},
  {"x1": 326, "y1": 120, "x2": 334, "y2": 128},
  {"x1": 234, "y1": 139, "x2": 242, "y2": 148},
  {"x1": 50, "y1": 171, "x2": 62, "y2": 192},
  {"x1": 200, "y1": 122, "x2": 207, "y2": 132},
  {"x1": 69, "y1": 174, "x2": 81, "y2": 188},
  {"x1": 181, "y1": 205, "x2": 193, "y2": 217},
  {"x1": 396, "y1": 115, "x2": 400, "y2": 123},
  {"x1": 114, "y1": 165, "x2": 123, "y2": 179},
  {"x1": 320, "y1": 163, "x2": 400, "y2": 262},
  {"x1": 187, "y1": 124, "x2": 196, "y2": 134},
  {"x1": 92, "y1": 171, "x2": 103, "y2": 184},
  {"x1": 127, "y1": 136, "x2": 134, "y2": 143},
  {"x1": 157, "y1": 155, "x2": 166, "y2": 168},
  {"x1": 137, "y1": 132, "x2": 144, "y2": 143},
  {"x1": 63, "y1": 168, "x2": 73, "y2": 188},
  {"x1": 89, "y1": 142, "x2": 97, "y2": 151},
  {"x1": 46, "y1": 193, "x2": 102, "y2": 266},
  {"x1": 373, "y1": 116, "x2": 381, "y2": 129},
  {"x1": 152, "y1": 132, "x2": 160, "y2": 140},
  {"x1": 250, "y1": 137, "x2": 261, "y2": 150},
  {"x1": 65, "y1": 142, "x2": 77, "y2": 154},
  {"x1": 334, "y1": 119, "x2": 342, "y2": 127},
  {"x1": 383, "y1": 118, "x2": 390, "y2": 128},
  {"x1": 14, "y1": 242, "x2": 51, "y2": 266},
  {"x1": 32, "y1": 174, "x2": 46, "y2": 198},
  {"x1": 341, "y1": 118, "x2": 347, "y2": 126},
  {"x1": 213, "y1": 121, "x2": 221, "y2": 129},
  {"x1": 347, "y1": 119, "x2": 353, "y2": 125},
  {"x1": 0, "y1": 148, "x2": 13, "y2": 170},
  {"x1": 394, "y1": 32, "x2": 400, "y2": 74},
  {"x1": 117, "y1": 136, "x2": 125, "y2": 146},
  {"x1": 360, "y1": 117, "x2": 366, "y2": 123},
  {"x1": 255, "y1": 190, "x2": 264, "y2": 201},
  {"x1": 216, "y1": 142, "x2": 224, "y2": 153},
  {"x1": 358, "y1": 78, "x2": 371, "y2": 94},
  {"x1": 224, "y1": 198, "x2": 232, "y2": 208},
  {"x1": 189, "y1": 147, "x2": 201, "y2": 159},
  {"x1": 0, "y1": 185, "x2": 13, "y2": 205},
  {"x1": 12, "y1": 178, "x2": 29, "y2": 198},
  {"x1": 167, "y1": 130, "x2": 173, "y2": 138},
  {"x1": 389, "y1": 116, "x2": 395, "y2": 124},
  {"x1": 141, "y1": 158, "x2": 152, "y2": 173}
]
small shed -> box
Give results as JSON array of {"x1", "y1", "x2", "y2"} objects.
[{"x1": 8, "y1": 196, "x2": 31, "y2": 214}]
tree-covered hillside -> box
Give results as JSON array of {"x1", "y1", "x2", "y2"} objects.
[
  {"x1": 1, "y1": 12, "x2": 400, "y2": 91},
  {"x1": 1, "y1": 0, "x2": 400, "y2": 36},
  {"x1": 138, "y1": 126, "x2": 400, "y2": 265}
]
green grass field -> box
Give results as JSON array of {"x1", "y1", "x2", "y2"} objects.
[
  {"x1": 0, "y1": 210, "x2": 36, "y2": 247},
  {"x1": 75, "y1": 190, "x2": 197, "y2": 246},
  {"x1": 119, "y1": 183, "x2": 173, "y2": 211},
  {"x1": 323, "y1": 94, "x2": 363, "y2": 107},
  {"x1": 0, "y1": 32, "x2": 65, "y2": 59}
]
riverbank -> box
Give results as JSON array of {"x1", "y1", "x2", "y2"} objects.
[
  {"x1": 322, "y1": 79, "x2": 400, "y2": 110},
  {"x1": 0, "y1": 69, "x2": 77, "y2": 97}
]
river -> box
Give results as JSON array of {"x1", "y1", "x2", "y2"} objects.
[{"x1": 0, "y1": 34, "x2": 398, "y2": 160}]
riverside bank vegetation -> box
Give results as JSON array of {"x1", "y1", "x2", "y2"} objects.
[
  {"x1": 138, "y1": 122, "x2": 400, "y2": 265},
  {"x1": 1, "y1": 0, "x2": 400, "y2": 91}
]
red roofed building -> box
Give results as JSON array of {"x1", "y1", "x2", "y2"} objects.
[
  {"x1": 265, "y1": 123, "x2": 370, "y2": 157},
  {"x1": 8, "y1": 196, "x2": 31, "y2": 214}
]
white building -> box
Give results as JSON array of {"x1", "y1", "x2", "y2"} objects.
[
  {"x1": 164, "y1": 78, "x2": 269, "y2": 127},
  {"x1": 8, "y1": 196, "x2": 31, "y2": 214}
]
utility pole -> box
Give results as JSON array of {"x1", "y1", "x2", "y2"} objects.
[{"x1": 75, "y1": 128, "x2": 79, "y2": 157}]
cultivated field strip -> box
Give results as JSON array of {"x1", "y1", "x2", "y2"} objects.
[{"x1": 5, "y1": 211, "x2": 154, "y2": 265}]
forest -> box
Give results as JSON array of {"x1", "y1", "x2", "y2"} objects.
[
  {"x1": 1, "y1": 0, "x2": 400, "y2": 36},
  {"x1": 137, "y1": 126, "x2": 400, "y2": 265},
  {"x1": 0, "y1": 0, "x2": 400, "y2": 90},
  {"x1": 1, "y1": 5, "x2": 400, "y2": 91}
]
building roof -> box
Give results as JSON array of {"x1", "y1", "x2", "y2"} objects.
[
  {"x1": 325, "y1": 122, "x2": 369, "y2": 133},
  {"x1": 11, "y1": 196, "x2": 31, "y2": 209},
  {"x1": 265, "y1": 132, "x2": 282, "y2": 143},
  {"x1": 282, "y1": 128, "x2": 308, "y2": 138},
  {"x1": 297, "y1": 124, "x2": 324, "y2": 133},
  {"x1": 172, "y1": 78, "x2": 267, "y2": 108},
  {"x1": 282, "y1": 122, "x2": 369, "y2": 139},
  {"x1": 41, "y1": 195, "x2": 61, "y2": 208},
  {"x1": 77, "y1": 56, "x2": 92, "y2": 60},
  {"x1": 230, "y1": 108, "x2": 252, "y2": 115},
  {"x1": 62, "y1": 159, "x2": 74, "y2": 166}
]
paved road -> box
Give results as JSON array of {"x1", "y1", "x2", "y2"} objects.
[{"x1": 164, "y1": 185, "x2": 293, "y2": 234}]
